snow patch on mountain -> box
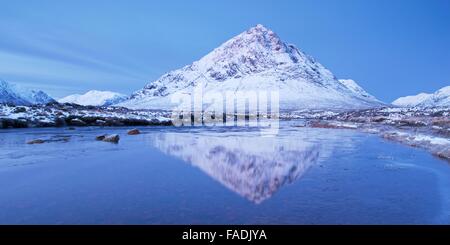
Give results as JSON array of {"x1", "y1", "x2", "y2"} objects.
[
  {"x1": 118, "y1": 24, "x2": 384, "y2": 111},
  {"x1": 392, "y1": 86, "x2": 450, "y2": 108},
  {"x1": 0, "y1": 80, "x2": 55, "y2": 105},
  {"x1": 59, "y1": 90, "x2": 127, "y2": 106}
]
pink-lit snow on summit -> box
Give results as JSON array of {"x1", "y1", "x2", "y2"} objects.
[{"x1": 118, "y1": 24, "x2": 383, "y2": 110}]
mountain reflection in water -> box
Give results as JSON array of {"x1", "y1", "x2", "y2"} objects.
[{"x1": 148, "y1": 131, "x2": 326, "y2": 203}]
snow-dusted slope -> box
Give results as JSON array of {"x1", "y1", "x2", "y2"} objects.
[
  {"x1": 22, "y1": 90, "x2": 55, "y2": 104},
  {"x1": 118, "y1": 24, "x2": 384, "y2": 111},
  {"x1": 418, "y1": 86, "x2": 450, "y2": 107},
  {"x1": 0, "y1": 80, "x2": 54, "y2": 105},
  {"x1": 392, "y1": 86, "x2": 450, "y2": 108},
  {"x1": 392, "y1": 93, "x2": 431, "y2": 107},
  {"x1": 338, "y1": 79, "x2": 380, "y2": 102},
  {"x1": 0, "y1": 80, "x2": 29, "y2": 105},
  {"x1": 59, "y1": 90, "x2": 127, "y2": 106}
]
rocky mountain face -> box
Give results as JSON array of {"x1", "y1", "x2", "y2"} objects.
[{"x1": 118, "y1": 24, "x2": 384, "y2": 111}]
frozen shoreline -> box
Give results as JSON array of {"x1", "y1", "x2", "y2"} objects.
[
  {"x1": 0, "y1": 103, "x2": 172, "y2": 128},
  {"x1": 1, "y1": 103, "x2": 449, "y2": 160},
  {"x1": 284, "y1": 107, "x2": 450, "y2": 161}
]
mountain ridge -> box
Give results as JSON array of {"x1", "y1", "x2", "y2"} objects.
[
  {"x1": 392, "y1": 85, "x2": 450, "y2": 108},
  {"x1": 118, "y1": 24, "x2": 384, "y2": 111},
  {"x1": 58, "y1": 90, "x2": 127, "y2": 106},
  {"x1": 0, "y1": 79, "x2": 55, "y2": 105}
]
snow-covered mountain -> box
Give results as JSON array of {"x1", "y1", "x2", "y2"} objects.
[
  {"x1": 0, "y1": 80, "x2": 55, "y2": 105},
  {"x1": 118, "y1": 24, "x2": 384, "y2": 111},
  {"x1": 58, "y1": 90, "x2": 127, "y2": 106},
  {"x1": 22, "y1": 90, "x2": 55, "y2": 105},
  {"x1": 392, "y1": 93, "x2": 431, "y2": 107},
  {"x1": 392, "y1": 86, "x2": 450, "y2": 108}
]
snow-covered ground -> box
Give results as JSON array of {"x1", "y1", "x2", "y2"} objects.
[
  {"x1": 0, "y1": 103, "x2": 171, "y2": 128},
  {"x1": 1, "y1": 100, "x2": 448, "y2": 160},
  {"x1": 282, "y1": 106, "x2": 450, "y2": 160}
]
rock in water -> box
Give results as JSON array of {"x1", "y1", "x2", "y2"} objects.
[
  {"x1": 95, "y1": 135, "x2": 107, "y2": 141},
  {"x1": 102, "y1": 134, "x2": 120, "y2": 143},
  {"x1": 127, "y1": 129, "x2": 140, "y2": 135},
  {"x1": 27, "y1": 139, "x2": 45, "y2": 144}
]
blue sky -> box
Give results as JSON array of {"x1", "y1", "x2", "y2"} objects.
[{"x1": 0, "y1": 0, "x2": 449, "y2": 101}]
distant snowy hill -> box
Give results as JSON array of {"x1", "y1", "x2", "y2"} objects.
[
  {"x1": 392, "y1": 86, "x2": 450, "y2": 108},
  {"x1": 58, "y1": 90, "x2": 127, "y2": 106},
  {"x1": 0, "y1": 79, "x2": 55, "y2": 105},
  {"x1": 118, "y1": 24, "x2": 384, "y2": 111}
]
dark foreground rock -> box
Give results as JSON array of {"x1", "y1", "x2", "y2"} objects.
[{"x1": 25, "y1": 135, "x2": 71, "y2": 145}]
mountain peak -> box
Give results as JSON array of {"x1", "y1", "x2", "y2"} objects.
[
  {"x1": 222, "y1": 24, "x2": 286, "y2": 54},
  {"x1": 252, "y1": 23, "x2": 270, "y2": 31},
  {"x1": 191, "y1": 24, "x2": 303, "y2": 80},
  {"x1": 120, "y1": 25, "x2": 384, "y2": 110},
  {"x1": 245, "y1": 24, "x2": 275, "y2": 38}
]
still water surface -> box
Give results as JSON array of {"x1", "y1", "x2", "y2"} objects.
[{"x1": 0, "y1": 124, "x2": 449, "y2": 224}]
